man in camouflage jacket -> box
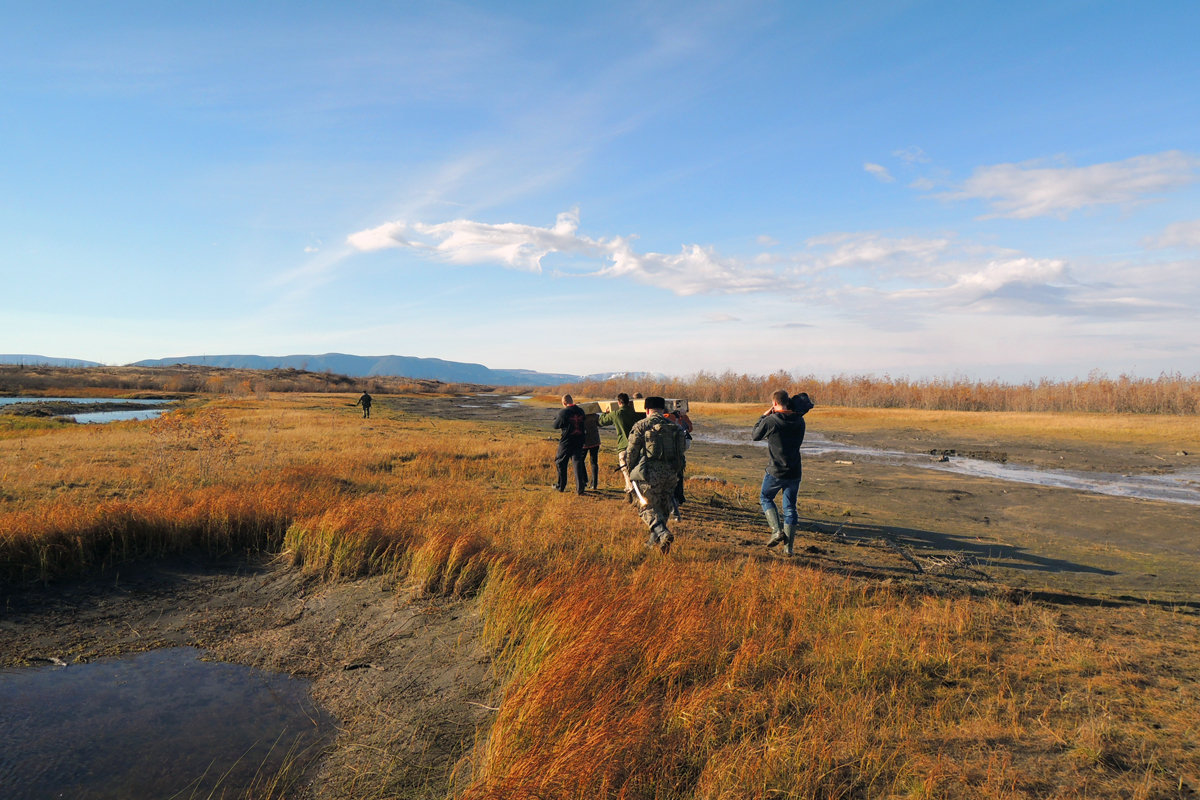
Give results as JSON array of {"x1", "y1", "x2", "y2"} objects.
[{"x1": 625, "y1": 396, "x2": 686, "y2": 553}]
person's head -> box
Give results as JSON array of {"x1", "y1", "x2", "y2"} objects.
[
  {"x1": 644, "y1": 396, "x2": 666, "y2": 414},
  {"x1": 562, "y1": 394, "x2": 574, "y2": 406},
  {"x1": 617, "y1": 392, "x2": 630, "y2": 406},
  {"x1": 633, "y1": 392, "x2": 643, "y2": 399},
  {"x1": 771, "y1": 389, "x2": 790, "y2": 412}
]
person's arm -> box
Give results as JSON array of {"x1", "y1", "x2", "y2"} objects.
[
  {"x1": 751, "y1": 413, "x2": 774, "y2": 441},
  {"x1": 625, "y1": 424, "x2": 645, "y2": 471},
  {"x1": 598, "y1": 410, "x2": 613, "y2": 426}
]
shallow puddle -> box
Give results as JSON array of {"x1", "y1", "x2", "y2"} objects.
[
  {"x1": 695, "y1": 430, "x2": 1200, "y2": 506},
  {"x1": 0, "y1": 647, "x2": 334, "y2": 800}
]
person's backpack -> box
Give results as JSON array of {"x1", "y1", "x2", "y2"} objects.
[
  {"x1": 645, "y1": 418, "x2": 683, "y2": 463},
  {"x1": 789, "y1": 392, "x2": 814, "y2": 415}
]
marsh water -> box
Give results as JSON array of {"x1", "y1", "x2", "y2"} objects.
[
  {"x1": 0, "y1": 647, "x2": 333, "y2": 799},
  {"x1": 694, "y1": 428, "x2": 1200, "y2": 507},
  {"x1": 451, "y1": 395, "x2": 1200, "y2": 506},
  {"x1": 0, "y1": 397, "x2": 171, "y2": 424}
]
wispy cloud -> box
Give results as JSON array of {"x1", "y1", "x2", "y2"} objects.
[
  {"x1": 893, "y1": 146, "x2": 930, "y2": 164},
  {"x1": 944, "y1": 151, "x2": 1200, "y2": 219},
  {"x1": 1146, "y1": 219, "x2": 1200, "y2": 249},
  {"x1": 804, "y1": 232, "x2": 953, "y2": 272},
  {"x1": 347, "y1": 209, "x2": 780, "y2": 294},
  {"x1": 349, "y1": 209, "x2": 592, "y2": 272},
  {"x1": 864, "y1": 162, "x2": 894, "y2": 182},
  {"x1": 346, "y1": 210, "x2": 1192, "y2": 326}
]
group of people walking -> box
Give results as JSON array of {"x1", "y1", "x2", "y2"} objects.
[{"x1": 554, "y1": 389, "x2": 812, "y2": 557}]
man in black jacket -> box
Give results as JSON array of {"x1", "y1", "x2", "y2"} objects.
[
  {"x1": 751, "y1": 389, "x2": 809, "y2": 555},
  {"x1": 552, "y1": 394, "x2": 588, "y2": 495}
]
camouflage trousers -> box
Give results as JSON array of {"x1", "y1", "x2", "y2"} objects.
[{"x1": 632, "y1": 462, "x2": 680, "y2": 543}]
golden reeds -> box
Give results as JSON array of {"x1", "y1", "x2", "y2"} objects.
[{"x1": 557, "y1": 371, "x2": 1200, "y2": 414}]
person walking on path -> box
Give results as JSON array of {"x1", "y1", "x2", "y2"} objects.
[
  {"x1": 751, "y1": 389, "x2": 810, "y2": 556},
  {"x1": 553, "y1": 394, "x2": 588, "y2": 495},
  {"x1": 598, "y1": 392, "x2": 645, "y2": 501},
  {"x1": 582, "y1": 409, "x2": 601, "y2": 490},
  {"x1": 356, "y1": 391, "x2": 373, "y2": 419},
  {"x1": 625, "y1": 396, "x2": 687, "y2": 554}
]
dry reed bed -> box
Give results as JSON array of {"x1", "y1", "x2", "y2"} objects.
[
  {"x1": 1, "y1": 395, "x2": 1197, "y2": 799},
  {"x1": 556, "y1": 372, "x2": 1200, "y2": 414}
]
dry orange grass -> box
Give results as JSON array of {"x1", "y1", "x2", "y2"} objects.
[{"x1": 2, "y1": 393, "x2": 1198, "y2": 799}]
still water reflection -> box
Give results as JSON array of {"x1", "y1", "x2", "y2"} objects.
[
  {"x1": 694, "y1": 429, "x2": 1200, "y2": 506},
  {"x1": 0, "y1": 647, "x2": 334, "y2": 800},
  {"x1": 0, "y1": 397, "x2": 171, "y2": 424}
]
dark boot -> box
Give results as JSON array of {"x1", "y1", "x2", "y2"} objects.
[{"x1": 784, "y1": 523, "x2": 796, "y2": 556}]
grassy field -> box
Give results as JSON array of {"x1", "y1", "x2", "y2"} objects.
[{"x1": 2, "y1": 392, "x2": 1198, "y2": 798}]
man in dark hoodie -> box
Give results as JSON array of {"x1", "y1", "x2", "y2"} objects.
[
  {"x1": 751, "y1": 389, "x2": 810, "y2": 555},
  {"x1": 553, "y1": 394, "x2": 588, "y2": 495}
]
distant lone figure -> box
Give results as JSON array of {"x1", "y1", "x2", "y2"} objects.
[{"x1": 356, "y1": 391, "x2": 373, "y2": 419}]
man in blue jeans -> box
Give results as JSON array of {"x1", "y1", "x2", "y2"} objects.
[{"x1": 751, "y1": 389, "x2": 809, "y2": 555}]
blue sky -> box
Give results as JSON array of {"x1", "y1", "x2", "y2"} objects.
[{"x1": 3, "y1": 1, "x2": 1198, "y2": 380}]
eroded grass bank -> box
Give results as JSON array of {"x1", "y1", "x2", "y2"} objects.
[{"x1": 2, "y1": 394, "x2": 1198, "y2": 799}]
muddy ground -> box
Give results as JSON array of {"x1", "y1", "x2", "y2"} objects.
[
  {"x1": 2, "y1": 393, "x2": 1198, "y2": 798},
  {"x1": 421, "y1": 394, "x2": 1200, "y2": 606},
  {"x1": 1, "y1": 553, "x2": 493, "y2": 799}
]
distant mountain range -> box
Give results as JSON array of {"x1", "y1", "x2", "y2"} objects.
[
  {"x1": 1, "y1": 352, "x2": 648, "y2": 386},
  {"x1": 0, "y1": 354, "x2": 104, "y2": 368},
  {"x1": 130, "y1": 353, "x2": 586, "y2": 386}
]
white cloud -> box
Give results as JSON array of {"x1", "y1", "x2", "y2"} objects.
[
  {"x1": 598, "y1": 240, "x2": 780, "y2": 295},
  {"x1": 348, "y1": 209, "x2": 783, "y2": 293},
  {"x1": 346, "y1": 221, "x2": 413, "y2": 251},
  {"x1": 864, "y1": 162, "x2": 894, "y2": 182},
  {"x1": 805, "y1": 232, "x2": 952, "y2": 271},
  {"x1": 945, "y1": 151, "x2": 1200, "y2": 219},
  {"x1": 757, "y1": 234, "x2": 779, "y2": 246},
  {"x1": 1146, "y1": 219, "x2": 1200, "y2": 249},
  {"x1": 893, "y1": 146, "x2": 930, "y2": 164},
  {"x1": 347, "y1": 209, "x2": 592, "y2": 271},
  {"x1": 415, "y1": 208, "x2": 590, "y2": 271},
  {"x1": 344, "y1": 209, "x2": 1195, "y2": 328},
  {"x1": 949, "y1": 257, "x2": 1068, "y2": 293}
]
